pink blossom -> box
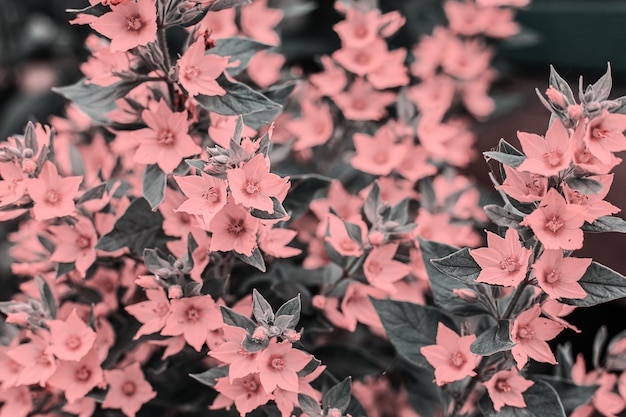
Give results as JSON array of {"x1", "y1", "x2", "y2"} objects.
[
  {"x1": 0, "y1": 386, "x2": 32, "y2": 417},
  {"x1": 25, "y1": 161, "x2": 82, "y2": 220},
  {"x1": 288, "y1": 99, "x2": 334, "y2": 151},
  {"x1": 441, "y1": 38, "x2": 492, "y2": 81},
  {"x1": 81, "y1": 47, "x2": 133, "y2": 86},
  {"x1": 511, "y1": 305, "x2": 563, "y2": 369},
  {"x1": 133, "y1": 100, "x2": 201, "y2": 173},
  {"x1": 520, "y1": 188, "x2": 586, "y2": 250},
  {"x1": 160, "y1": 295, "x2": 222, "y2": 351},
  {"x1": 212, "y1": 373, "x2": 273, "y2": 416},
  {"x1": 174, "y1": 172, "x2": 227, "y2": 225},
  {"x1": 562, "y1": 174, "x2": 620, "y2": 223},
  {"x1": 208, "y1": 327, "x2": 259, "y2": 381},
  {"x1": 420, "y1": 322, "x2": 480, "y2": 386},
  {"x1": 247, "y1": 51, "x2": 285, "y2": 88},
  {"x1": 48, "y1": 216, "x2": 98, "y2": 277},
  {"x1": 47, "y1": 348, "x2": 104, "y2": 404},
  {"x1": 239, "y1": 0, "x2": 283, "y2": 46},
  {"x1": 333, "y1": 77, "x2": 395, "y2": 121},
  {"x1": 333, "y1": 8, "x2": 381, "y2": 48},
  {"x1": 309, "y1": 56, "x2": 347, "y2": 97},
  {"x1": 484, "y1": 368, "x2": 534, "y2": 411},
  {"x1": 90, "y1": 0, "x2": 157, "y2": 52},
  {"x1": 333, "y1": 37, "x2": 388, "y2": 77},
  {"x1": 497, "y1": 165, "x2": 547, "y2": 203},
  {"x1": 470, "y1": 228, "x2": 532, "y2": 287},
  {"x1": 7, "y1": 334, "x2": 56, "y2": 386},
  {"x1": 258, "y1": 225, "x2": 301, "y2": 258},
  {"x1": 125, "y1": 287, "x2": 171, "y2": 339},
  {"x1": 102, "y1": 362, "x2": 156, "y2": 417},
  {"x1": 46, "y1": 309, "x2": 97, "y2": 362},
  {"x1": 572, "y1": 121, "x2": 622, "y2": 174},
  {"x1": 177, "y1": 38, "x2": 229, "y2": 97},
  {"x1": 351, "y1": 124, "x2": 404, "y2": 176},
  {"x1": 0, "y1": 162, "x2": 26, "y2": 206},
  {"x1": 324, "y1": 214, "x2": 364, "y2": 257},
  {"x1": 533, "y1": 250, "x2": 590, "y2": 300},
  {"x1": 195, "y1": 9, "x2": 238, "y2": 40},
  {"x1": 583, "y1": 110, "x2": 626, "y2": 164},
  {"x1": 256, "y1": 340, "x2": 312, "y2": 393},
  {"x1": 363, "y1": 243, "x2": 412, "y2": 293},
  {"x1": 517, "y1": 118, "x2": 572, "y2": 177},
  {"x1": 227, "y1": 154, "x2": 289, "y2": 213},
  {"x1": 209, "y1": 198, "x2": 261, "y2": 256},
  {"x1": 341, "y1": 282, "x2": 386, "y2": 332}
]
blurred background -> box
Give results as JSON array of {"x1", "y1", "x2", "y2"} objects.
[{"x1": 0, "y1": 0, "x2": 624, "y2": 358}]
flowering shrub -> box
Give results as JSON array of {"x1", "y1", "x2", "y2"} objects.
[{"x1": 1, "y1": 0, "x2": 626, "y2": 417}]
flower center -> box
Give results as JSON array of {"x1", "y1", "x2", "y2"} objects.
[
  {"x1": 517, "y1": 325, "x2": 534, "y2": 340},
  {"x1": 75, "y1": 366, "x2": 91, "y2": 382},
  {"x1": 201, "y1": 187, "x2": 220, "y2": 202},
  {"x1": 373, "y1": 153, "x2": 388, "y2": 165},
  {"x1": 76, "y1": 235, "x2": 91, "y2": 250},
  {"x1": 354, "y1": 51, "x2": 370, "y2": 65},
  {"x1": 46, "y1": 189, "x2": 60, "y2": 204},
  {"x1": 543, "y1": 150, "x2": 562, "y2": 167},
  {"x1": 495, "y1": 378, "x2": 511, "y2": 393},
  {"x1": 245, "y1": 181, "x2": 259, "y2": 195},
  {"x1": 352, "y1": 99, "x2": 367, "y2": 111},
  {"x1": 243, "y1": 378, "x2": 258, "y2": 393},
  {"x1": 125, "y1": 16, "x2": 143, "y2": 32},
  {"x1": 546, "y1": 215, "x2": 564, "y2": 233},
  {"x1": 65, "y1": 334, "x2": 82, "y2": 350},
  {"x1": 592, "y1": 127, "x2": 610, "y2": 141},
  {"x1": 270, "y1": 356, "x2": 285, "y2": 370},
  {"x1": 186, "y1": 307, "x2": 201, "y2": 322},
  {"x1": 184, "y1": 66, "x2": 201, "y2": 80},
  {"x1": 448, "y1": 351, "x2": 466, "y2": 368},
  {"x1": 36, "y1": 353, "x2": 51, "y2": 367},
  {"x1": 354, "y1": 24, "x2": 368, "y2": 39},
  {"x1": 122, "y1": 381, "x2": 137, "y2": 396},
  {"x1": 546, "y1": 269, "x2": 560, "y2": 284},
  {"x1": 157, "y1": 129, "x2": 175, "y2": 146},
  {"x1": 228, "y1": 219, "x2": 244, "y2": 236},
  {"x1": 499, "y1": 256, "x2": 519, "y2": 273},
  {"x1": 366, "y1": 261, "x2": 383, "y2": 275},
  {"x1": 153, "y1": 302, "x2": 169, "y2": 317},
  {"x1": 568, "y1": 190, "x2": 588, "y2": 205}
]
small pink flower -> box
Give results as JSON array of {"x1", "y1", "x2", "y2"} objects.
[
  {"x1": 227, "y1": 154, "x2": 289, "y2": 213},
  {"x1": 47, "y1": 348, "x2": 104, "y2": 404},
  {"x1": 288, "y1": 99, "x2": 334, "y2": 151},
  {"x1": 90, "y1": 0, "x2": 157, "y2": 52},
  {"x1": 533, "y1": 250, "x2": 591, "y2": 300},
  {"x1": 258, "y1": 226, "x2": 301, "y2": 258},
  {"x1": 160, "y1": 295, "x2": 222, "y2": 351},
  {"x1": 177, "y1": 38, "x2": 229, "y2": 97},
  {"x1": 0, "y1": 386, "x2": 32, "y2": 417},
  {"x1": 562, "y1": 174, "x2": 620, "y2": 223},
  {"x1": 256, "y1": 340, "x2": 312, "y2": 393},
  {"x1": 125, "y1": 287, "x2": 171, "y2": 339},
  {"x1": 511, "y1": 305, "x2": 563, "y2": 369},
  {"x1": 25, "y1": 161, "x2": 82, "y2": 220},
  {"x1": 333, "y1": 37, "x2": 388, "y2": 77},
  {"x1": 174, "y1": 172, "x2": 227, "y2": 225},
  {"x1": 351, "y1": 124, "x2": 404, "y2": 176},
  {"x1": 484, "y1": 368, "x2": 534, "y2": 411},
  {"x1": 102, "y1": 362, "x2": 156, "y2": 417},
  {"x1": 470, "y1": 228, "x2": 532, "y2": 287},
  {"x1": 333, "y1": 77, "x2": 395, "y2": 121},
  {"x1": 212, "y1": 373, "x2": 273, "y2": 416},
  {"x1": 46, "y1": 309, "x2": 97, "y2": 362},
  {"x1": 420, "y1": 322, "x2": 480, "y2": 386},
  {"x1": 49, "y1": 216, "x2": 98, "y2": 277},
  {"x1": 324, "y1": 214, "x2": 364, "y2": 257},
  {"x1": 309, "y1": 56, "x2": 347, "y2": 97},
  {"x1": 571, "y1": 122, "x2": 622, "y2": 174},
  {"x1": 363, "y1": 243, "x2": 411, "y2": 293},
  {"x1": 520, "y1": 188, "x2": 586, "y2": 251},
  {"x1": 7, "y1": 334, "x2": 56, "y2": 386},
  {"x1": 583, "y1": 110, "x2": 626, "y2": 164},
  {"x1": 208, "y1": 327, "x2": 259, "y2": 381},
  {"x1": 239, "y1": 0, "x2": 283, "y2": 45},
  {"x1": 247, "y1": 51, "x2": 285, "y2": 88},
  {"x1": 517, "y1": 118, "x2": 572, "y2": 177},
  {"x1": 0, "y1": 162, "x2": 26, "y2": 206},
  {"x1": 133, "y1": 100, "x2": 201, "y2": 173},
  {"x1": 209, "y1": 198, "x2": 261, "y2": 256},
  {"x1": 497, "y1": 165, "x2": 547, "y2": 203}
]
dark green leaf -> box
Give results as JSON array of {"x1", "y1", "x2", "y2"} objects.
[
  {"x1": 561, "y1": 261, "x2": 626, "y2": 307},
  {"x1": 471, "y1": 320, "x2": 515, "y2": 355},
  {"x1": 242, "y1": 82, "x2": 296, "y2": 130},
  {"x1": 582, "y1": 216, "x2": 626, "y2": 233},
  {"x1": 190, "y1": 366, "x2": 229, "y2": 387},
  {"x1": 298, "y1": 394, "x2": 322, "y2": 417},
  {"x1": 219, "y1": 305, "x2": 256, "y2": 333},
  {"x1": 431, "y1": 247, "x2": 481, "y2": 284},
  {"x1": 484, "y1": 204, "x2": 524, "y2": 228},
  {"x1": 565, "y1": 176, "x2": 603, "y2": 195},
  {"x1": 250, "y1": 197, "x2": 288, "y2": 220},
  {"x1": 77, "y1": 183, "x2": 107, "y2": 204},
  {"x1": 252, "y1": 288, "x2": 274, "y2": 324},
  {"x1": 209, "y1": 37, "x2": 271, "y2": 76},
  {"x1": 536, "y1": 376, "x2": 597, "y2": 415},
  {"x1": 195, "y1": 75, "x2": 280, "y2": 116},
  {"x1": 282, "y1": 174, "x2": 332, "y2": 224},
  {"x1": 208, "y1": 0, "x2": 251, "y2": 11},
  {"x1": 234, "y1": 247, "x2": 266, "y2": 272},
  {"x1": 276, "y1": 295, "x2": 301, "y2": 329},
  {"x1": 479, "y1": 380, "x2": 566, "y2": 417},
  {"x1": 322, "y1": 377, "x2": 351, "y2": 413},
  {"x1": 484, "y1": 151, "x2": 525, "y2": 168},
  {"x1": 55, "y1": 262, "x2": 75, "y2": 279},
  {"x1": 404, "y1": 366, "x2": 443, "y2": 417},
  {"x1": 143, "y1": 164, "x2": 167, "y2": 210},
  {"x1": 35, "y1": 276, "x2": 57, "y2": 319}
]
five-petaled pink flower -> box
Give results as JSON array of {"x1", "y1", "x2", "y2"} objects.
[
  {"x1": 212, "y1": 373, "x2": 273, "y2": 417},
  {"x1": 209, "y1": 198, "x2": 261, "y2": 256},
  {"x1": 177, "y1": 38, "x2": 229, "y2": 97},
  {"x1": 90, "y1": 0, "x2": 157, "y2": 52},
  {"x1": 256, "y1": 340, "x2": 312, "y2": 393},
  {"x1": 26, "y1": 161, "x2": 82, "y2": 220},
  {"x1": 102, "y1": 362, "x2": 157, "y2": 417},
  {"x1": 533, "y1": 250, "x2": 591, "y2": 300},
  {"x1": 484, "y1": 368, "x2": 534, "y2": 412},
  {"x1": 125, "y1": 287, "x2": 171, "y2": 339},
  {"x1": 520, "y1": 188, "x2": 586, "y2": 250},
  {"x1": 583, "y1": 110, "x2": 626, "y2": 164},
  {"x1": 351, "y1": 124, "x2": 404, "y2": 176},
  {"x1": 46, "y1": 309, "x2": 97, "y2": 362},
  {"x1": 517, "y1": 118, "x2": 572, "y2": 177},
  {"x1": 363, "y1": 243, "x2": 412, "y2": 293},
  {"x1": 470, "y1": 228, "x2": 532, "y2": 287},
  {"x1": 47, "y1": 348, "x2": 104, "y2": 404},
  {"x1": 420, "y1": 322, "x2": 480, "y2": 386},
  {"x1": 8, "y1": 333, "x2": 56, "y2": 386},
  {"x1": 174, "y1": 172, "x2": 227, "y2": 225},
  {"x1": 49, "y1": 216, "x2": 98, "y2": 277},
  {"x1": 160, "y1": 295, "x2": 223, "y2": 351},
  {"x1": 511, "y1": 304, "x2": 563, "y2": 369},
  {"x1": 227, "y1": 154, "x2": 289, "y2": 214},
  {"x1": 133, "y1": 100, "x2": 201, "y2": 173}
]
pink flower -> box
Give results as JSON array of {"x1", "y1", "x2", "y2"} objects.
[
  {"x1": 333, "y1": 8, "x2": 380, "y2": 48},
  {"x1": 258, "y1": 226, "x2": 301, "y2": 258},
  {"x1": 209, "y1": 198, "x2": 261, "y2": 256},
  {"x1": 208, "y1": 327, "x2": 259, "y2": 381},
  {"x1": 333, "y1": 77, "x2": 395, "y2": 121},
  {"x1": 484, "y1": 368, "x2": 534, "y2": 411},
  {"x1": 160, "y1": 295, "x2": 222, "y2": 351},
  {"x1": 247, "y1": 51, "x2": 285, "y2": 88},
  {"x1": 333, "y1": 37, "x2": 388, "y2": 76},
  {"x1": 583, "y1": 110, "x2": 626, "y2": 164},
  {"x1": 25, "y1": 161, "x2": 82, "y2": 220},
  {"x1": 7, "y1": 334, "x2": 56, "y2": 386},
  {"x1": 227, "y1": 154, "x2": 289, "y2": 213},
  {"x1": 309, "y1": 56, "x2": 347, "y2": 97},
  {"x1": 470, "y1": 228, "x2": 532, "y2": 287},
  {"x1": 497, "y1": 165, "x2": 547, "y2": 203},
  {"x1": 533, "y1": 250, "x2": 591, "y2": 300},
  {"x1": 368, "y1": 48, "x2": 409, "y2": 89},
  {"x1": 363, "y1": 243, "x2": 412, "y2": 293},
  {"x1": 177, "y1": 38, "x2": 229, "y2": 97},
  {"x1": 239, "y1": 0, "x2": 283, "y2": 46},
  {"x1": 0, "y1": 386, "x2": 32, "y2": 417},
  {"x1": 102, "y1": 362, "x2": 156, "y2": 417},
  {"x1": 572, "y1": 122, "x2": 622, "y2": 174},
  {"x1": 420, "y1": 322, "x2": 480, "y2": 386},
  {"x1": 341, "y1": 282, "x2": 386, "y2": 332},
  {"x1": 49, "y1": 216, "x2": 98, "y2": 277},
  {"x1": 324, "y1": 214, "x2": 364, "y2": 257},
  {"x1": 562, "y1": 174, "x2": 620, "y2": 223},
  {"x1": 288, "y1": 100, "x2": 334, "y2": 151},
  {"x1": 125, "y1": 287, "x2": 171, "y2": 339},
  {"x1": 47, "y1": 348, "x2": 104, "y2": 404},
  {"x1": 174, "y1": 172, "x2": 227, "y2": 225},
  {"x1": 46, "y1": 309, "x2": 97, "y2": 362},
  {"x1": 212, "y1": 373, "x2": 273, "y2": 416},
  {"x1": 133, "y1": 100, "x2": 201, "y2": 173},
  {"x1": 517, "y1": 118, "x2": 572, "y2": 177},
  {"x1": 520, "y1": 188, "x2": 586, "y2": 250},
  {"x1": 0, "y1": 162, "x2": 26, "y2": 206},
  {"x1": 351, "y1": 124, "x2": 404, "y2": 176},
  {"x1": 256, "y1": 340, "x2": 312, "y2": 393},
  {"x1": 511, "y1": 305, "x2": 563, "y2": 369},
  {"x1": 90, "y1": 0, "x2": 157, "y2": 52}
]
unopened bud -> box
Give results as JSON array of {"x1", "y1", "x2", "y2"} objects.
[
  {"x1": 155, "y1": 268, "x2": 171, "y2": 279},
  {"x1": 283, "y1": 329, "x2": 301, "y2": 342},
  {"x1": 21, "y1": 159, "x2": 37, "y2": 174},
  {"x1": 368, "y1": 231, "x2": 385, "y2": 246},
  {"x1": 174, "y1": 259, "x2": 185, "y2": 270},
  {"x1": 567, "y1": 104, "x2": 584, "y2": 121},
  {"x1": 312, "y1": 295, "x2": 327, "y2": 309},
  {"x1": 22, "y1": 148, "x2": 33, "y2": 159},
  {"x1": 453, "y1": 288, "x2": 479, "y2": 303},
  {"x1": 328, "y1": 408, "x2": 342, "y2": 417},
  {"x1": 545, "y1": 86, "x2": 566, "y2": 108},
  {"x1": 252, "y1": 326, "x2": 269, "y2": 341},
  {"x1": 135, "y1": 275, "x2": 160, "y2": 289},
  {"x1": 168, "y1": 285, "x2": 183, "y2": 299}
]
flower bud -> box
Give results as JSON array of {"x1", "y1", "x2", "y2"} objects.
[
  {"x1": 168, "y1": 285, "x2": 183, "y2": 299},
  {"x1": 174, "y1": 259, "x2": 185, "y2": 270},
  {"x1": 252, "y1": 326, "x2": 269, "y2": 342},
  {"x1": 545, "y1": 86, "x2": 566, "y2": 108},
  {"x1": 22, "y1": 148, "x2": 33, "y2": 159},
  {"x1": 368, "y1": 231, "x2": 385, "y2": 246},
  {"x1": 453, "y1": 288, "x2": 479, "y2": 303},
  {"x1": 312, "y1": 295, "x2": 327, "y2": 309},
  {"x1": 283, "y1": 329, "x2": 301, "y2": 342},
  {"x1": 155, "y1": 268, "x2": 171, "y2": 279},
  {"x1": 567, "y1": 104, "x2": 584, "y2": 121},
  {"x1": 21, "y1": 159, "x2": 37, "y2": 174}
]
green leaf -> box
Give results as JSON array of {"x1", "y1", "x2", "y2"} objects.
[
  {"x1": 479, "y1": 380, "x2": 566, "y2": 417},
  {"x1": 250, "y1": 197, "x2": 288, "y2": 220},
  {"x1": 208, "y1": 0, "x2": 251, "y2": 11},
  {"x1": 219, "y1": 305, "x2": 256, "y2": 333},
  {"x1": 77, "y1": 183, "x2": 107, "y2": 204},
  {"x1": 243, "y1": 83, "x2": 297, "y2": 130},
  {"x1": 370, "y1": 298, "x2": 454, "y2": 367},
  {"x1": 322, "y1": 377, "x2": 352, "y2": 413},
  {"x1": 95, "y1": 198, "x2": 167, "y2": 257},
  {"x1": 35, "y1": 276, "x2": 57, "y2": 319},
  {"x1": 209, "y1": 37, "x2": 271, "y2": 76},
  {"x1": 561, "y1": 261, "x2": 626, "y2": 307},
  {"x1": 275, "y1": 295, "x2": 301, "y2": 329},
  {"x1": 282, "y1": 174, "x2": 332, "y2": 224},
  {"x1": 565, "y1": 176, "x2": 603, "y2": 195},
  {"x1": 404, "y1": 366, "x2": 442, "y2": 417},
  {"x1": 234, "y1": 247, "x2": 266, "y2": 272},
  {"x1": 484, "y1": 204, "x2": 524, "y2": 228},
  {"x1": 298, "y1": 394, "x2": 322, "y2": 417},
  {"x1": 471, "y1": 320, "x2": 515, "y2": 355},
  {"x1": 582, "y1": 215, "x2": 626, "y2": 233},
  {"x1": 189, "y1": 366, "x2": 229, "y2": 387},
  {"x1": 484, "y1": 151, "x2": 525, "y2": 168},
  {"x1": 195, "y1": 75, "x2": 280, "y2": 116},
  {"x1": 431, "y1": 247, "x2": 481, "y2": 284},
  {"x1": 143, "y1": 164, "x2": 167, "y2": 210},
  {"x1": 536, "y1": 376, "x2": 597, "y2": 416}
]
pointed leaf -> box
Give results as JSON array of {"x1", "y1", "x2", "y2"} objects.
[
  {"x1": 322, "y1": 377, "x2": 352, "y2": 412},
  {"x1": 431, "y1": 247, "x2": 481, "y2": 284},
  {"x1": 195, "y1": 75, "x2": 280, "y2": 116},
  {"x1": 582, "y1": 216, "x2": 626, "y2": 233},
  {"x1": 143, "y1": 164, "x2": 167, "y2": 210},
  {"x1": 190, "y1": 366, "x2": 229, "y2": 387},
  {"x1": 234, "y1": 247, "x2": 266, "y2": 272},
  {"x1": 471, "y1": 320, "x2": 515, "y2": 355},
  {"x1": 561, "y1": 261, "x2": 626, "y2": 307},
  {"x1": 219, "y1": 305, "x2": 256, "y2": 333}
]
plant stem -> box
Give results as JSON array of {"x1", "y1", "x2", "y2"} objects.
[{"x1": 157, "y1": 0, "x2": 176, "y2": 106}]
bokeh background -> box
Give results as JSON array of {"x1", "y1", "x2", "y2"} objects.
[{"x1": 0, "y1": 0, "x2": 624, "y2": 360}]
